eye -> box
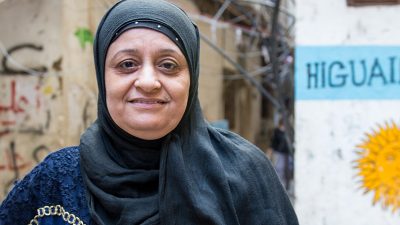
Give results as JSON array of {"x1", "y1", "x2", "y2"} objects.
[
  {"x1": 160, "y1": 61, "x2": 177, "y2": 70},
  {"x1": 120, "y1": 60, "x2": 135, "y2": 69},
  {"x1": 116, "y1": 59, "x2": 138, "y2": 72},
  {"x1": 161, "y1": 62, "x2": 176, "y2": 69},
  {"x1": 158, "y1": 60, "x2": 179, "y2": 73}
]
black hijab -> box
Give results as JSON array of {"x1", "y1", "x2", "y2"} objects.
[{"x1": 80, "y1": 0, "x2": 298, "y2": 224}]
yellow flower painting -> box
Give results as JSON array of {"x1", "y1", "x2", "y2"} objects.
[{"x1": 355, "y1": 121, "x2": 400, "y2": 213}]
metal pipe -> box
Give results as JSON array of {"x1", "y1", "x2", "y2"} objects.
[{"x1": 200, "y1": 32, "x2": 282, "y2": 110}]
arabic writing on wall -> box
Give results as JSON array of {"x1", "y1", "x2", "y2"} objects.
[
  {"x1": 0, "y1": 40, "x2": 97, "y2": 201},
  {"x1": 0, "y1": 43, "x2": 58, "y2": 200}
]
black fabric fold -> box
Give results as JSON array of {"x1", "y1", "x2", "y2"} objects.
[
  {"x1": 80, "y1": 122, "x2": 162, "y2": 225},
  {"x1": 80, "y1": 0, "x2": 299, "y2": 225}
]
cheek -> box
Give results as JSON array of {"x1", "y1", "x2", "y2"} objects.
[
  {"x1": 105, "y1": 70, "x2": 129, "y2": 99},
  {"x1": 104, "y1": 71, "x2": 114, "y2": 107},
  {"x1": 104, "y1": 71, "x2": 111, "y2": 106},
  {"x1": 173, "y1": 80, "x2": 190, "y2": 106},
  {"x1": 104, "y1": 70, "x2": 124, "y2": 113}
]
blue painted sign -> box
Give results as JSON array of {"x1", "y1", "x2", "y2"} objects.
[{"x1": 295, "y1": 46, "x2": 400, "y2": 100}]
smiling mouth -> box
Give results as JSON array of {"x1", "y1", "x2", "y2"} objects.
[{"x1": 128, "y1": 98, "x2": 169, "y2": 104}]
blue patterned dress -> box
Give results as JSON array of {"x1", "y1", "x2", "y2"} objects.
[{"x1": 0, "y1": 147, "x2": 92, "y2": 225}]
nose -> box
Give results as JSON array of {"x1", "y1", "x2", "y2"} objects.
[{"x1": 134, "y1": 63, "x2": 161, "y2": 92}]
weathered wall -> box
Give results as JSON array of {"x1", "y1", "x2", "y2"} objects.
[
  {"x1": 295, "y1": 1, "x2": 400, "y2": 224},
  {"x1": 197, "y1": 19, "x2": 225, "y2": 122},
  {"x1": 0, "y1": 0, "x2": 101, "y2": 200},
  {"x1": 0, "y1": 0, "x2": 64, "y2": 198}
]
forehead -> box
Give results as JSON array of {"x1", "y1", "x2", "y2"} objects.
[{"x1": 107, "y1": 28, "x2": 181, "y2": 54}]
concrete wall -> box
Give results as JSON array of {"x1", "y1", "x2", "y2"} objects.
[
  {"x1": 197, "y1": 19, "x2": 225, "y2": 122},
  {"x1": 0, "y1": 0, "x2": 102, "y2": 200},
  {"x1": 295, "y1": 1, "x2": 400, "y2": 224}
]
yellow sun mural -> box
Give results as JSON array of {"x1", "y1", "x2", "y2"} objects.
[{"x1": 355, "y1": 121, "x2": 400, "y2": 213}]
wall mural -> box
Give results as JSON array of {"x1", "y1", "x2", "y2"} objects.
[
  {"x1": 296, "y1": 45, "x2": 400, "y2": 215},
  {"x1": 355, "y1": 121, "x2": 400, "y2": 213}
]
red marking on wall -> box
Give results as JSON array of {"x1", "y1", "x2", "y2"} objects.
[
  {"x1": 0, "y1": 130, "x2": 10, "y2": 137},
  {"x1": 0, "y1": 80, "x2": 45, "y2": 133},
  {"x1": 0, "y1": 142, "x2": 31, "y2": 172},
  {"x1": 1, "y1": 121, "x2": 15, "y2": 126},
  {"x1": 0, "y1": 80, "x2": 27, "y2": 114}
]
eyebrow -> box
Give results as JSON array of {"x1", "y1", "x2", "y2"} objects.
[
  {"x1": 109, "y1": 48, "x2": 182, "y2": 62},
  {"x1": 158, "y1": 48, "x2": 180, "y2": 55},
  {"x1": 109, "y1": 49, "x2": 139, "y2": 62}
]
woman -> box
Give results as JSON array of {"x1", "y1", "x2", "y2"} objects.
[{"x1": 0, "y1": 0, "x2": 298, "y2": 224}]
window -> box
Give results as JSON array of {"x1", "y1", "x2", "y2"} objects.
[{"x1": 347, "y1": 0, "x2": 400, "y2": 6}]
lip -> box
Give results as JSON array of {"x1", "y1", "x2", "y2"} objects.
[{"x1": 127, "y1": 97, "x2": 169, "y2": 109}]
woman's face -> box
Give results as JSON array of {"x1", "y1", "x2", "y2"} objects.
[{"x1": 105, "y1": 28, "x2": 190, "y2": 140}]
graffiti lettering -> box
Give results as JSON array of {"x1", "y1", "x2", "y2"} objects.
[
  {"x1": 0, "y1": 141, "x2": 31, "y2": 172},
  {"x1": 0, "y1": 79, "x2": 51, "y2": 135},
  {"x1": 32, "y1": 145, "x2": 50, "y2": 163},
  {"x1": 306, "y1": 57, "x2": 400, "y2": 89},
  {"x1": 0, "y1": 43, "x2": 47, "y2": 75},
  {"x1": 0, "y1": 129, "x2": 10, "y2": 137},
  {"x1": 0, "y1": 80, "x2": 28, "y2": 114},
  {"x1": 1, "y1": 141, "x2": 51, "y2": 196},
  {"x1": 296, "y1": 46, "x2": 400, "y2": 100}
]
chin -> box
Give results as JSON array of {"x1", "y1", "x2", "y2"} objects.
[
  {"x1": 136, "y1": 133, "x2": 167, "y2": 140},
  {"x1": 130, "y1": 128, "x2": 171, "y2": 140},
  {"x1": 125, "y1": 121, "x2": 176, "y2": 139}
]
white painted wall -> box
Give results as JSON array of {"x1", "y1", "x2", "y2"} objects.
[
  {"x1": 296, "y1": 1, "x2": 400, "y2": 45},
  {"x1": 295, "y1": 1, "x2": 400, "y2": 225}
]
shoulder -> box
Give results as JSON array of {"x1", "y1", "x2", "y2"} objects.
[
  {"x1": 207, "y1": 126, "x2": 276, "y2": 183},
  {"x1": 207, "y1": 126, "x2": 281, "y2": 195},
  {"x1": 44, "y1": 146, "x2": 80, "y2": 160},
  {"x1": 41, "y1": 146, "x2": 81, "y2": 172},
  {"x1": 26, "y1": 146, "x2": 82, "y2": 189},
  {"x1": 0, "y1": 146, "x2": 87, "y2": 224},
  {"x1": 3, "y1": 146, "x2": 82, "y2": 200},
  {"x1": 207, "y1": 127, "x2": 299, "y2": 224},
  {"x1": 209, "y1": 127, "x2": 269, "y2": 166},
  {"x1": 33, "y1": 146, "x2": 86, "y2": 206}
]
